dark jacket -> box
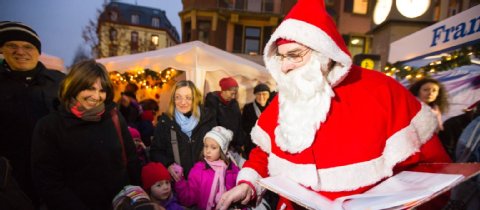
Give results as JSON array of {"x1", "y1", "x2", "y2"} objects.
[
  {"x1": 204, "y1": 91, "x2": 245, "y2": 151},
  {"x1": 31, "y1": 103, "x2": 141, "y2": 210},
  {"x1": 241, "y1": 101, "x2": 268, "y2": 158},
  {"x1": 0, "y1": 156, "x2": 34, "y2": 210},
  {"x1": 149, "y1": 107, "x2": 216, "y2": 176},
  {"x1": 0, "y1": 61, "x2": 64, "y2": 205}
]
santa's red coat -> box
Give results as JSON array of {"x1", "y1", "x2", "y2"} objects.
[{"x1": 237, "y1": 66, "x2": 451, "y2": 209}]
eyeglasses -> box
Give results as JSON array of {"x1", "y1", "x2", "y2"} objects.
[
  {"x1": 3, "y1": 43, "x2": 37, "y2": 53},
  {"x1": 274, "y1": 48, "x2": 311, "y2": 63},
  {"x1": 174, "y1": 95, "x2": 192, "y2": 102}
]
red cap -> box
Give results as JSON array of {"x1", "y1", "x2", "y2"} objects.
[
  {"x1": 141, "y1": 162, "x2": 171, "y2": 190},
  {"x1": 219, "y1": 77, "x2": 238, "y2": 91},
  {"x1": 275, "y1": 38, "x2": 295, "y2": 46}
]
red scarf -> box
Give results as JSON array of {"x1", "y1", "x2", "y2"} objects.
[{"x1": 69, "y1": 99, "x2": 105, "y2": 121}]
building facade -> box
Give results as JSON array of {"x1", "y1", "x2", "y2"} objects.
[
  {"x1": 97, "y1": 1, "x2": 180, "y2": 58},
  {"x1": 179, "y1": 0, "x2": 296, "y2": 56}
]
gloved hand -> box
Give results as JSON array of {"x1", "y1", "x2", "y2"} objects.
[{"x1": 168, "y1": 163, "x2": 184, "y2": 181}]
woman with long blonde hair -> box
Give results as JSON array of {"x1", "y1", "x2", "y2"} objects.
[{"x1": 150, "y1": 80, "x2": 217, "y2": 178}]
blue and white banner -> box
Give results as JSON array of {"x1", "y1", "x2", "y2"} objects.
[
  {"x1": 389, "y1": 5, "x2": 480, "y2": 63},
  {"x1": 402, "y1": 64, "x2": 480, "y2": 121}
]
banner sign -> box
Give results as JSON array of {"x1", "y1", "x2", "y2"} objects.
[{"x1": 389, "y1": 5, "x2": 480, "y2": 63}]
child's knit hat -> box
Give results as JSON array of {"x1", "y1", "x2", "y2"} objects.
[
  {"x1": 204, "y1": 126, "x2": 233, "y2": 154},
  {"x1": 141, "y1": 162, "x2": 171, "y2": 190}
]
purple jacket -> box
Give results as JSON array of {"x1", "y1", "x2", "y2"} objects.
[
  {"x1": 160, "y1": 193, "x2": 184, "y2": 210},
  {"x1": 174, "y1": 161, "x2": 240, "y2": 210}
]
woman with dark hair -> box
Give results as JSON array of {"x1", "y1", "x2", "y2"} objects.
[
  {"x1": 32, "y1": 60, "x2": 141, "y2": 210},
  {"x1": 149, "y1": 80, "x2": 216, "y2": 178},
  {"x1": 409, "y1": 78, "x2": 449, "y2": 131}
]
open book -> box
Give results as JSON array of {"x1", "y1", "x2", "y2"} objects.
[{"x1": 258, "y1": 163, "x2": 480, "y2": 210}]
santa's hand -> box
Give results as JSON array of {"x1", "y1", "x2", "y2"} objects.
[{"x1": 215, "y1": 183, "x2": 253, "y2": 210}]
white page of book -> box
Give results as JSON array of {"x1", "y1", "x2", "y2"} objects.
[
  {"x1": 259, "y1": 171, "x2": 463, "y2": 210},
  {"x1": 258, "y1": 176, "x2": 334, "y2": 209},
  {"x1": 337, "y1": 171, "x2": 463, "y2": 210}
]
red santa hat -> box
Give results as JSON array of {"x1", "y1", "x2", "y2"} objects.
[
  {"x1": 264, "y1": 0, "x2": 352, "y2": 87},
  {"x1": 141, "y1": 162, "x2": 171, "y2": 190}
]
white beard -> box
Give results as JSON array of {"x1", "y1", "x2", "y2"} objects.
[{"x1": 269, "y1": 52, "x2": 335, "y2": 153}]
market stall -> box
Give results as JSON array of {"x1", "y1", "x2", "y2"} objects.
[{"x1": 97, "y1": 41, "x2": 275, "y2": 113}]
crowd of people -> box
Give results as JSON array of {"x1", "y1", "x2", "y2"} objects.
[{"x1": 1, "y1": 0, "x2": 479, "y2": 209}]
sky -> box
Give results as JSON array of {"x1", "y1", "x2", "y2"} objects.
[{"x1": 0, "y1": 0, "x2": 182, "y2": 66}]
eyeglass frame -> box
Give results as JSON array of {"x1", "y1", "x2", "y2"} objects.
[
  {"x1": 2, "y1": 43, "x2": 37, "y2": 53},
  {"x1": 174, "y1": 95, "x2": 193, "y2": 102},
  {"x1": 274, "y1": 47, "x2": 312, "y2": 63}
]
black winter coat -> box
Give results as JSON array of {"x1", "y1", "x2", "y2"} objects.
[
  {"x1": 149, "y1": 107, "x2": 216, "y2": 176},
  {"x1": 241, "y1": 101, "x2": 268, "y2": 158},
  {"x1": 31, "y1": 103, "x2": 141, "y2": 210},
  {"x1": 0, "y1": 61, "x2": 64, "y2": 205},
  {"x1": 204, "y1": 91, "x2": 245, "y2": 151}
]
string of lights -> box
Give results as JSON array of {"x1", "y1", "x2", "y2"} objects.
[
  {"x1": 383, "y1": 44, "x2": 479, "y2": 81},
  {"x1": 109, "y1": 68, "x2": 181, "y2": 89}
]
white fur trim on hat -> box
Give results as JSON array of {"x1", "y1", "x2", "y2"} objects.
[
  {"x1": 264, "y1": 19, "x2": 352, "y2": 87},
  {"x1": 204, "y1": 126, "x2": 233, "y2": 154}
]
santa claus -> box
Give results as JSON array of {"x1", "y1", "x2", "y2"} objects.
[{"x1": 217, "y1": 0, "x2": 451, "y2": 209}]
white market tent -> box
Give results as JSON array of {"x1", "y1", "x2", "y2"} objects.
[
  {"x1": 390, "y1": 5, "x2": 480, "y2": 121},
  {"x1": 96, "y1": 41, "x2": 275, "y2": 111},
  {"x1": 39, "y1": 53, "x2": 66, "y2": 72}
]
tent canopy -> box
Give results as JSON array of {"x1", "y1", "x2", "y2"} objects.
[{"x1": 97, "y1": 41, "x2": 274, "y2": 94}]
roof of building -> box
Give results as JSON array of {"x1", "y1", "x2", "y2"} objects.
[{"x1": 100, "y1": 1, "x2": 179, "y2": 42}]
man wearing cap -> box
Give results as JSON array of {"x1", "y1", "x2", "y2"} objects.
[
  {"x1": 205, "y1": 77, "x2": 245, "y2": 155},
  {"x1": 241, "y1": 83, "x2": 270, "y2": 158},
  {"x1": 0, "y1": 21, "x2": 65, "y2": 207},
  {"x1": 217, "y1": 0, "x2": 451, "y2": 209}
]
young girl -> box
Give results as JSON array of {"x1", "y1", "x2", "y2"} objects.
[
  {"x1": 173, "y1": 126, "x2": 240, "y2": 210},
  {"x1": 141, "y1": 162, "x2": 184, "y2": 210}
]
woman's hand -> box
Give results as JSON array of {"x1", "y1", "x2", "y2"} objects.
[{"x1": 216, "y1": 183, "x2": 254, "y2": 210}]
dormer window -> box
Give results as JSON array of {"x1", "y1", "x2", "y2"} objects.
[
  {"x1": 131, "y1": 14, "x2": 140, "y2": 24},
  {"x1": 152, "y1": 17, "x2": 160, "y2": 28},
  {"x1": 110, "y1": 11, "x2": 118, "y2": 21}
]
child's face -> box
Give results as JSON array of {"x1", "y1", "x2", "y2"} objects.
[
  {"x1": 203, "y1": 138, "x2": 222, "y2": 162},
  {"x1": 150, "y1": 180, "x2": 171, "y2": 201}
]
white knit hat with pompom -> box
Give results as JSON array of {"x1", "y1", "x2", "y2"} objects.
[{"x1": 204, "y1": 126, "x2": 233, "y2": 154}]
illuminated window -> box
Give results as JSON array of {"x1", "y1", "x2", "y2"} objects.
[
  {"x1": 348, "y1": 36, "x2": 366, "y2": 58},
  {"x1": 151, "y1": 35, "x2": 159, "y2": 46},
  {"x1": 345, "y1": 0, "x2": 368, "y2": 15}
]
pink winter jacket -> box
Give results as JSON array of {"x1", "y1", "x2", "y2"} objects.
[{"x1": 174, "y1": 161, "x2": 240, "y2": 210}]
